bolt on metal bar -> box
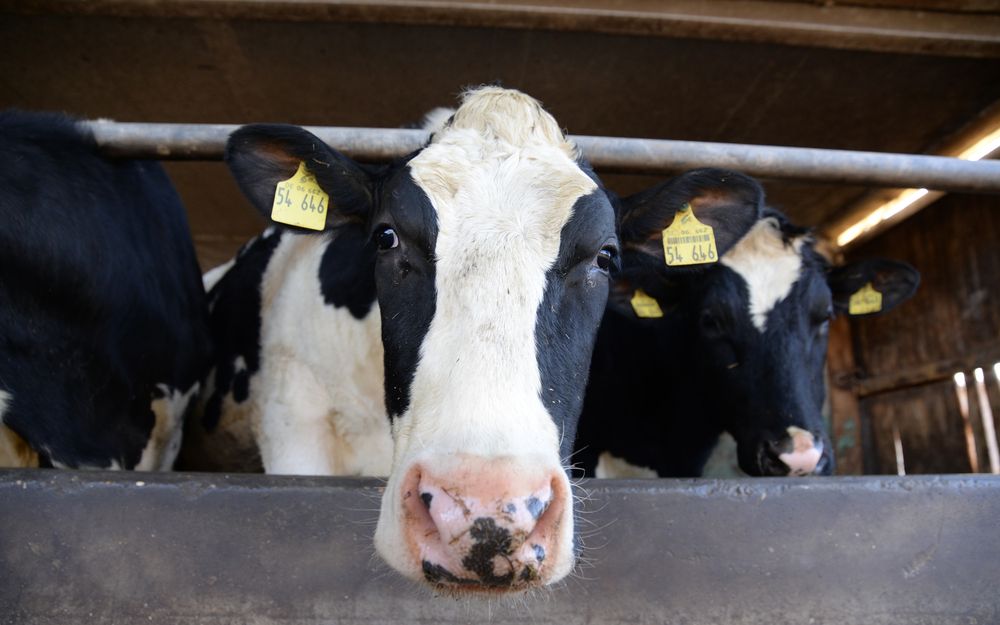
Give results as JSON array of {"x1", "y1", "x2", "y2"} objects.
[{"x1": 83, "y1": 121, "x2": 1000, "y2": 193}]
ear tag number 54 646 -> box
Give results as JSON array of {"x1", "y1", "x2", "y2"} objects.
[
  {"x1": 271, "y1": 161, "x2": 329, "y2": 231},
  {"x1": 661, "y1": 203, "x2": 717, "y2": 267}
]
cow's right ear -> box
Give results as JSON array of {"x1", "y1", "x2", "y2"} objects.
[
  {"x1": 607, "y1": 168, "x2": 764, "y2": 319},
  {"x1": 225, "y1": 124, "x2": 373, "y2": 231}
]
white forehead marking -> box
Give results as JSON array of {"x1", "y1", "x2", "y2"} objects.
[
  {"x1": 400, "y1": 87, "x2": 597, "y2": 458},
  {"x1": 721, "y1": 217, "x2": 806, "y2": 332}
]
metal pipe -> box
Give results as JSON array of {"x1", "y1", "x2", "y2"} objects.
[{"x1": 83, "y1": 121, "x2": 1000, "y2": 193}]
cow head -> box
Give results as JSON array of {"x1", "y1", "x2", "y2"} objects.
[
  {"x1": 224, "y1": 87, "x2": 617, "y2": 591},
  {"x1": 609, "y1": 169, "x2": 919, "y2": 477}
]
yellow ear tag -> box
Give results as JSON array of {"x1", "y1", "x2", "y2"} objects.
[
  {"x1": 661, "y1": 203, "x2": 718, "y2": 266},
  {"x1": 848, "y1": 282, "x2": 883, "y2": 315},
  {"x1": 630, "y1": 289, "x2": 664, "y2": 318},
  {"x1": 270, "y1": 161, "x2": 329, "y2": 231}
]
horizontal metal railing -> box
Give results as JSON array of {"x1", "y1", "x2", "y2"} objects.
[{"x1": 82, "y1": 121, "x2": 1000, "y2": 194}]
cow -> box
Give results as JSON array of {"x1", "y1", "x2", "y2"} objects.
[
  {"x1": 182, "y1": 87, "x2": 620, "y2": 592},
  {"x1": 573, "y1": 169, "x2": 919, "y2": 478},
  {"x1": 0, "y1": 110, "x2": 211, "y2": 471}
]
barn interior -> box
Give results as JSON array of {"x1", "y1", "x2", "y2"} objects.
[{"x1": 2, "y1": 0, "x2": 999, "y2": 478}]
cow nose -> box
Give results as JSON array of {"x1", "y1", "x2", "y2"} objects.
[
  {"x1": 400, "y1": 461, "x2": 566, "y2": 591},
  {"x1": 760, "y1": 426, "x2": 825, "y2": 476}
]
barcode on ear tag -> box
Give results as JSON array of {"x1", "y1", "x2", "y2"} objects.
[
  {"x1": 661, "y1": 203, "x2": 718, "y2": 266},
  {"x1": 271, "y1": 162, "x2": 329, "y2": 231},
  {"x1": 848, "y1": 282, "x2": 883, "y2": 315},
  {"x1": 630, "y1": 289, "x2": 664, "y2": 318}
]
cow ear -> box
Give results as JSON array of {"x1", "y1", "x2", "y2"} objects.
[
  {"x1": 225, "y1": 124, "x2": 373, "y2": 231},
  {"x1": 606, "y1": 168, "x2": 764, "y2": 320},
  {"x1": 829, "y1": 259, "x2": 920, "y2": 317},
  {"x1": 617, "y1": 168, "x2": 764, "y2": 271}
]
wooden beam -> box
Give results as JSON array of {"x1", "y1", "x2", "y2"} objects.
[
  {"x1": 855, "y1": 339, "x2": 1000, "y2": 398},
  {"x1": 827, "y1": 315, "x2": 864, "y2": 475},
  {"x1": 3, "y1": 0, "x2": 1000, "y2": 58},
  {"x1": 823, "y1": 98, "x2": 1000, "y2": 248}
]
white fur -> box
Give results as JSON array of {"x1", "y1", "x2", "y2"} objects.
[
  {"x1": 253, "y1": 233, "x2": 390, "y2": 476},
  {"x1": 595, "y1": 451, "x2": 658, "y2": 479},
  {"x1": 202, "y1": 258, "x2": 236, "y2": 292},
  {"x1": 721, "y1": 218, "x2": 805, "y2": 332},
  {"x1": 50, "y1": 457, "x2": 122, "y2": 471},
  {"x1": 375, "y1": 87, "x2": 596, "y2": 584},
  {"x1": 420, "y1": 106, "x2": 455, "y2": 135},
  {"x1": 135, "y1": 382, "x2": 199, "y2": 471}
]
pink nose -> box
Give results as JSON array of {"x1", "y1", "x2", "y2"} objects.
[
  {"x1": 400, "y1": 459, "x2": 566, "y2": 590},
  {"x1": 778, "y1": 426, "x2": 824, "y2": 476}
]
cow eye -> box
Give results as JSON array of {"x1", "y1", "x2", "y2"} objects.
[
  {"x1": 811, "y1": 305, "x2": 833, "y2": 326},
  {"x1": 594, "y1": 245, "x2": 617, "y2": 272},
  {"x1": 700, "y1": 310, "x2": 724, "y2": 336},
  {"x1": 375, "y1": 226, "x2": 399, "y2": 251}
]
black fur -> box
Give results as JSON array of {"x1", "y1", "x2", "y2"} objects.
[
  {"x1": 0, "y1": 110, "x2": 211, "y2": 469},
  {"x1": 536, "y1": 183, "x2": 618, "y2": 461},
  {"x1": 577, "y1": 171, "x2": 919, "y2": 477},
  {"x1": 200, "y1": 229, "x2": 282, "y2": 430}
]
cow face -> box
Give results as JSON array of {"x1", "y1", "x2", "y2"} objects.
[
  {"x1": 610, "y1": 170, "x2": 918, "y2": 477},
  {"x1": 224, "y1": 87, "x2": 618, "y2": 592}
]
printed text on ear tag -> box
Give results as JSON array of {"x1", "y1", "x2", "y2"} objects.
[
  {"x1": 848, "y1": 282, "x2": 883, "y2": 315},
  {"x1": 630, "y1": 289, "x2": 664, "y2": 318},
  {"x1": 661, "y1": 203, "x2": 717, "y2": 266},
  {"x1": 271, "y1": 161, "x2": 329, "y2": 231}
]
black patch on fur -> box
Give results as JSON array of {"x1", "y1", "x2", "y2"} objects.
[
  {"x1": 370, "y1": 164, "x2": 439, "y2": 420},
  {"x1": 0, "y1": 110, "x2": 211, "y2": 469},
  {"x1": 318, "y1": 225, "x2": 377, "y2": 319},
  {"x1": 535, "y1": 185, "x2": 618, "y2": 461},
  {"x1": 200, "y1": 230, "x2": 282, "y2": 430}
]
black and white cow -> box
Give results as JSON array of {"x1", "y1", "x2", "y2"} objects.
[
  {"x1": 574, "y1": 169, "x2": 919, "y2": 478},
  {"x1": 183, "y1": 87, "x2": 619, "y2": 591},
  {"x1": 0, "y1": 110, "x2": 211, "y2": 470}
]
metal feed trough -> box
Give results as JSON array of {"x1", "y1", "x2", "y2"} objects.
[
  {"x1": 1, "y1": 471, "x2": 998, "y2": 624},
  {"x1": 2, "y1": 124, "x2": 999, "y2": 624}
]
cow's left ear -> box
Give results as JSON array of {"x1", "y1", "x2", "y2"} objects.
[
  {"x1": 607, "y1": 168, "x2": 765, "y2": 319},
  {"x1": 225, "y1": 124, "x2": 373, "y2": 231},
  {"x1": 828, "y1": 259, "x2": 920, "y2": 317}
]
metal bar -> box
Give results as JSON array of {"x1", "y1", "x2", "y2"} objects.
[
  {"x1": 84, "y1": 121, "x2": 1000, "y2": 193},
  {"x1": 2, "y1": 470, "x2": 999, "y2": 624},
  {"x1": 4, "y1": 0, "x2": 1000, "y2": 58}
]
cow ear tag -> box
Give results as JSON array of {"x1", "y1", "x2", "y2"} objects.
[
  {"x1": 270, "y1": 162, "x2": 329, "y2": 231},
  {"x1": 848, "y1": 282, "x2": 883, "y2": 315},
  {"x1": 661, "y1": 203, "x2": 718, "y2": 266},
  {"x1": 630, "y1": 289, "x2": 664, "y2": 318}
]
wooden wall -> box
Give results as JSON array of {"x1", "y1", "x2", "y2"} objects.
[{"x1": 837, "y1": 193, "x2": 1000, "y2": 474}]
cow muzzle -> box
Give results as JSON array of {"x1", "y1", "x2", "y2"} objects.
[
  {"x1": 758, "y1": 426, "x2": 830, "y2": 476},
  {"x1": 398, "y1": 458, "x2": 568, "y2": 592}
]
